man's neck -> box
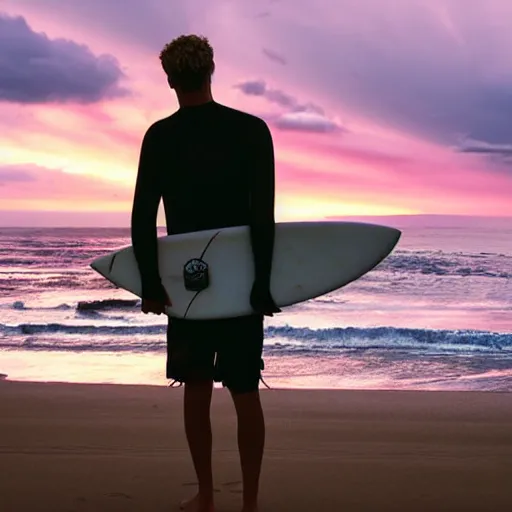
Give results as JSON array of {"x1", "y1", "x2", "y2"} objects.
[{"x1": 177, "y1": 89, "x2": 214, "y2": 108}]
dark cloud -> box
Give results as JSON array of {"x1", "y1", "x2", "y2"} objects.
[
  {"x1": 0, "y1": 13, "x2": 128, "y2": 104},
  {"x1": 262, "y1": 48, "x2": 287, "y2": 65},
  {"x1": 457, "y1": 138, "x2": 512, "y2": 167},
  {"x1": 235, "y1": 79, "x2": 323, "y2": 111},
  {"x1": 458, "y1": 138, "x2": 512, "y2": 156},
  {"x1": 234, "y1": 79, "x2": 343, "y2": 133},
  {"x1": 235, "y1": 79, "x2": 267, "y2": 97}
]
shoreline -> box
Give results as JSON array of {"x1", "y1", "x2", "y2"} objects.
[
  {"x1": 2, "y1": 380, "x2": 512, "y2": 511},
  {"x1": 3, "y1": 348, "x2": 512, "y2": 392},
  {"x1": 2, "y1": 376, "x2": 512, "y2": 393}
]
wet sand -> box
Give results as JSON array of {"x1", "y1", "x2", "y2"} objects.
[{"x1": 1, "y1": 380, "x2": 511, "y2": 511}]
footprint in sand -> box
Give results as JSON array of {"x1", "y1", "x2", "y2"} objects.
[
  {"x1": 182, "y1": 482, "x2": 221, "y2": 493},
  {"x1": 221, "y1": 481, "x2": 242, "y2": 494},
  {"x1": 105, "y1": 492, "x2": 132, "y2": 499}
]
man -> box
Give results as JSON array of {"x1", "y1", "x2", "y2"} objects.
[{"x1": 131, "y1": 35, "x2": 280, "y2": 512}]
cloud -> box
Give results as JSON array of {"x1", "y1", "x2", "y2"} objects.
[
  {"x1": 274, "y1": 111, "x2": 340, "y2": 133},
  {"x1": 262, "y1": 48, "x2": 287, "y2": 65},
  {"x1": 234, "y1": 79, "x2": 343, "y2": 133},
  {"x1": 234, "y1": 80, "x2": 323, "y2": 112},
  {"x1": 0, "y1": 13, "x2": 128, "y2": 104},
  {"x1": 458, "y1": 138, "x2": 512, "y2": 156}
]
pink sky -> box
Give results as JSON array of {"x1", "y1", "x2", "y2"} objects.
[{"x1": 1, "y1": 0, "x2": 512, "y2": 226}]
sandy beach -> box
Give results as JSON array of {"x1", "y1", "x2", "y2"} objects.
[{"x1": 1, "y1": 381, "x2": 511, "y2": 512}]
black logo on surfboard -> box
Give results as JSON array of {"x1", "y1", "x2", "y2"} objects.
[{"x1": 183, "y1": 258, "x2": 209, "y2": 292}]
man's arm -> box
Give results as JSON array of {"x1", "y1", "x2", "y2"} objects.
[
  {"x1": 131, "y1": 124, "x2": 165, "y2": 302},
  {"x1": 248, "y1": 119, "x2": 278, "y2": 296}
]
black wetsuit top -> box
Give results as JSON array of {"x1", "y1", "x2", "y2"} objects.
[{"x1": 130, "y1": 100, "x2": 276, "y2": 304}]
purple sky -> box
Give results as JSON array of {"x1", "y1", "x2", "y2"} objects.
[{"x1": 1, "y1": 0, "x2": 512, "y2": 226}]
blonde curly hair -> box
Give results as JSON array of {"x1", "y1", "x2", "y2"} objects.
[{"x1": 159, "y1": 35, "x2": 215, "y2": 92}]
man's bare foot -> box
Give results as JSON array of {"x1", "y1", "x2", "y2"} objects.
[{"x1": 179, "y1": 493, "x2": 215, "y2": 512}]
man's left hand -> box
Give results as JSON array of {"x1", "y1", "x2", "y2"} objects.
[
  {"x1": 141, "y1": 291, "x2": 172, "y2": 315},
  {"x1": 250, "y1": 280, "x2": 281, "y2": 317}
]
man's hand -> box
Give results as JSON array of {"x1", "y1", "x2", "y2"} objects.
[
  {"x1": 141, "y1": 289, "x2": 172, "y2": 315},
  {"x1": 250, "y1": 280, "x2": 281, "y2": 317}
]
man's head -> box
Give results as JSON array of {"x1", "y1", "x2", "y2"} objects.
[{"x1": 159, "y1": 35, "x2": 215, "y2": 93}]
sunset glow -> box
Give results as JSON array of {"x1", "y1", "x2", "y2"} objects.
[{"x1": 2, "y1": 0, "x2": 512, "y2": 226}]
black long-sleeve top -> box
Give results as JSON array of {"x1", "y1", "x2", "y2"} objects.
[{"x1": 130, "y1": 100, "x2": 276, "y2": 301}]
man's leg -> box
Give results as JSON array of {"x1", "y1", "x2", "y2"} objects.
[
  {"x1": 230, "y1": 389, "x2": 265, "y2": 512},
  {"x1": 181, "y1": 379, "x2": 215, "y2": 512},
  {"x1": 217, "y1": 315, "x2": 265, "y2": 512},
  {"x1": 167, "y1": 319, "x2": 216, "y2": 512}
]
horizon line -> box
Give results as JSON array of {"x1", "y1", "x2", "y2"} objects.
[{"x1": 1, "y1": 213, "x2": 512, "y2": 229}]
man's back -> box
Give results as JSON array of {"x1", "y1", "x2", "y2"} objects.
[
  {"x1": 137, "y1": 100, "x2": 272, "y2": 236},
  {"x1": 131, "y1": 99, "x2": 276, "y2": 306}
]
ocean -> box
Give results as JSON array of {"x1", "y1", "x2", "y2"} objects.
[{"x1": 1, "y1": 216, "x2": 512, "y2": 391}]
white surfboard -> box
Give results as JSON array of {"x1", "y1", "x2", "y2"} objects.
[{"x1": 90, "y1": 221, "x2": 400, "y2": 319}]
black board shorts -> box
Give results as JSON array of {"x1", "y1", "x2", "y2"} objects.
[{"x1": 166, "y1": 314, "x2": 265, "y2": 393}]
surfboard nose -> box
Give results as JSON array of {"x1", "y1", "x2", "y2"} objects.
[
  {"x1": 387, "y1": 226, "x2": 402, "y2": 244},
  {"x1": 375, "y1": 225, "x2": 402, "y2": 254}
]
